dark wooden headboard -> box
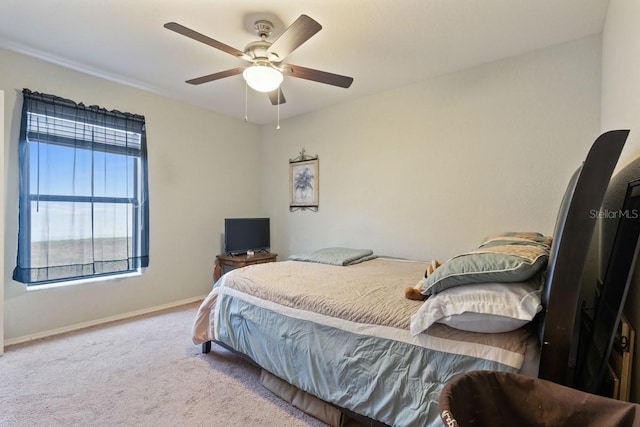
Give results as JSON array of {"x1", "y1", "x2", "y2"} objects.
[{"x1": 538, "y1": 130, "x2": 629, "y2": 386}]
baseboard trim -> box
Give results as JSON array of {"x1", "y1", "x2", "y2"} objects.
[{"x1": 4, "y1": 296, "x2": 206, "y2": 348}]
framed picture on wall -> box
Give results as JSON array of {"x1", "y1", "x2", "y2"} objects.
[{"x1": 289, "y1": 158, "x2": 319, "y2": 210}]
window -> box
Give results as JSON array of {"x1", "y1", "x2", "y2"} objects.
[{"x1": 13, "y1": 89, "x2": 150, "y2": 286}]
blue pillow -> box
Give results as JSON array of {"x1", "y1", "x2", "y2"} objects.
[{"x1": 421, "y1": 233, "x2": 551, "y2": 296}]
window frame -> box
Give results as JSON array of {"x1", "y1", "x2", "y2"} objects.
[{"x1": 14, "y1": 89, "x2": 149, "y2": 286}]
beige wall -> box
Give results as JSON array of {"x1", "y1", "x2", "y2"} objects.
[
  {"x1": 602, "y1": 0, "x2": 640, "y2": 170},
  {"x1": 601, "y1": 0, "x2": 640, "y2": 402},
  {"x1": 0, "y1": 89, "x2": 4, "y2": 354},
  {"x1": 0, "y1": 32, "x2": 606, "y2": 346},
  {"x1": 1, "y1": 48, "x2": 262, "y2": 342},
  {"x1": 259, "y1": 35, "x2": 602, "y2": 262}
]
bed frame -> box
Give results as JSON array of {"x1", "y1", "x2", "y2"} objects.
[{"x1": 201, "y1": 130, "x2": 630, "y2": 422}]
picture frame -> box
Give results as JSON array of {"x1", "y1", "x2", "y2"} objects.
[{"x1": 289, "y1": 158, "x2": 319, "y2": 210}]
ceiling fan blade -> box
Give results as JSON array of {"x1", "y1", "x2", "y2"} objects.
[
  {"x1": 267, "y1": 89, "x2": 286, "y2": 105},
  {"x1": 164, "y1": 22, "x2": 250, "y2": 60},
  {"x1": 186, "y1": 67, "x2": 244, "y2": 85},
  {"x1": 282, "y1": 64, "x2": 353, "y2": 88},
  {"x1": 266, "y1": 15, "x2": 321, "y2": 61}
]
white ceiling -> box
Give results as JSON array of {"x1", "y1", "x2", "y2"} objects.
[{"x1": 0, "y1": 0, "x2": 610, "y2": 125}]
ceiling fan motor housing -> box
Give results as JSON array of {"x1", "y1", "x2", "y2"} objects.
[{"x1": 244, "y1": 40, "x2": 277, "y2": 62}]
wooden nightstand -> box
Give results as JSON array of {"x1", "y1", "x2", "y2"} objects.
[{"x1": 214, "y1": 252, "x2": 277, "y2": 281}]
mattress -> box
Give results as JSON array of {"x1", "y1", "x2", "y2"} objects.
[{"x1": 192, "y1": 258, "x2": 535, "y2": 427}]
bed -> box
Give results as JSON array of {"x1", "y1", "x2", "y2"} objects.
[{"x1": 192, "y1": 130, "x2": 629, "y2": 427}]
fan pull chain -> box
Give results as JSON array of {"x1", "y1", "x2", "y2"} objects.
[
  {"x1": 276, "y1": 87, "x2": 281, "y2": 130},
  {"x1": 244, "y1": 80, "x2": 248, "y2": 122}
]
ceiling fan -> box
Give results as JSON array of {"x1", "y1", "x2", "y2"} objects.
[{"x1": 164, "y1": 15, "x2": 354, "y2": 106}]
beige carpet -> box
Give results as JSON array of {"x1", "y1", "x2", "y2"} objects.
[{"x1": 0, "y1": 302, "x2": 344, "y2": 427}]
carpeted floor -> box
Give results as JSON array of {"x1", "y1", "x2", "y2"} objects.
[{"x1": 0, "y1": 302, "x2": 337, "y2": 427}]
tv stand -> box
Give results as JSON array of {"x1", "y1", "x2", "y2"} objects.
[{"x1": 214, "y1": 252, "x2": 277, "y2": 281}]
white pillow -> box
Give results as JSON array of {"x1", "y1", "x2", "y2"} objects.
[{"x1": 409, "y1": 277, "x2": 543, "y2": 335}]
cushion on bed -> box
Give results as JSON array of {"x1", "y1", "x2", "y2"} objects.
[
  {"x1": 421, "y1": 233, "x2": 551, "y2": 296},
  {"x1": 479, "y1": 232, "x2": 553, "y2": 248},
  {"x1": 410, "y1": 275, "x2": 543, "y2": 335},
  {"x1": 288, "y1": 247, "x2": 377, "y2": 266}
]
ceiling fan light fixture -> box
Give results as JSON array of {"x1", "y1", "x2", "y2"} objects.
[{"x1": 243, "y1": 64, "x2": 283, "y2": 93}]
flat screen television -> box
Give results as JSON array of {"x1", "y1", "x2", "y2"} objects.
[
  {"x1": 575, "y1": 178, "x2": 640, "y2": 394},
  {"x1": 224, "y1": 218, "x2": 270, "y2": 255}
]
